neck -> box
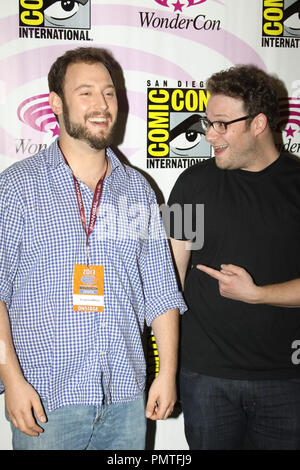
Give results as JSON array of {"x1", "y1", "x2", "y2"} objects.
[
  {"x1": 58, "y1": 135, "x2": 110, "y2": 191},
  {"x1": 241, "y1": 132, "x2": 280, "y2": 172},
  {"x1": 60, "y1": 132, "x2": 107, "y2": 166},
  {"x1": 252, "y1": 136, "x2": 280, "y2": 171}
]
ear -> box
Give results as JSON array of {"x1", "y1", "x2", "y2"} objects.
[
  {"x1": 49, "y1": 91, "x2": 63, "y2": 116},
  {"x1": 251, "y1": 113, "x2": 268, "y2": 136}
]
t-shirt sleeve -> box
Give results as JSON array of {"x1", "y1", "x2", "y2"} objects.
[{"x1": 167, "y1": 169, "x2": 204, "y2": 250}]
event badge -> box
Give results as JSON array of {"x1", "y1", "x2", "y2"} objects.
[{"x1": 73, "y1": 264, "x2": 104, "y2": 312}]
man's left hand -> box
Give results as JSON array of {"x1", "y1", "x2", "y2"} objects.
[
  {"x1": 145, "y1": 373, "x2": 176, "y2": 420},
  {"x1": 197, "y1": 263, "x2": 261, "y2": 304}
]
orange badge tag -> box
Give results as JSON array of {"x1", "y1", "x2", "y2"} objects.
[{"x1": 73, "y1": 264, "x2": 104, "y2": 312}]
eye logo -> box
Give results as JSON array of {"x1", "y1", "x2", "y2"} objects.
[
  {"x1": 17, "y1": 94, "x2": 59, "y2": 137},
  {"x1": 169, "y1": 114, "x2": 205, "y2": 156},
  {"x1": 45, "y1": 1, "x2": 81, "y2": 22},
  {"x1": 154, "y1": 0, "x2": 207, "y2": 13},
  {"x1": 169, "y1": 113, "x2": 210, "y2": 157},
  {"x1": 19, "y1": 0, "x2": 91, "y2": 29},
  {"x1": 283, "y1": 0, "x2": 300, "y2": 37},
  {"x1": 44, "y1": 0, "x2": 90, "y2": 28}
]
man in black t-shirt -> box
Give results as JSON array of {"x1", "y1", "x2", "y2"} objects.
[{"x1": 168, "y1": 65, "x2": 300, "y2": 450}]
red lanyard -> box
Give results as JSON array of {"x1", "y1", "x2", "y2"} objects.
[
  {"x1": 72, "y1": 167, "x2": 107, "y2": 243},
  {"x1": 62, "y1": 150, "x2": 107, "y2": 265}
]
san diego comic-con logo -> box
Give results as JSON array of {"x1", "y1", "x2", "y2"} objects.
[
  {"x1": 140, "y1": 0, "x2": 221, "y2": 31},
  {"x1": 262, "y1": 0, "x2": 300, "y2": 48},
  {"x1": 147, "y1": 84, "x2": 212, "y2": 169},
  {"x1": 19, "y1": 0, "x2": 92, "y2": 41}
]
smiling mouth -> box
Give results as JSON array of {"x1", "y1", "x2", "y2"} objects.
[
  {"x1": 213, "y1": 144, "x2": 228, "y2": 154},
  {"x1": 87, "y1": 116, "x2": 109, "y2": 124}
]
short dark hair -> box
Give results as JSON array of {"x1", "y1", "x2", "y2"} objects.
[
  {"x1": 48, "y1": 47, "x2": 115, "y2": 98},
  {"x1": 206, "y1": 65, "x2": 279, "y2": 129}
]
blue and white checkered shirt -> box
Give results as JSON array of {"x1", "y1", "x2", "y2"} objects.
[{"x1": 0, "y1": 140, "x2": 186, "y2": 411}]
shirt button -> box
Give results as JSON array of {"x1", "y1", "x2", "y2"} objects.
[{"x1": 101, "y1": 322, "x2": 106, "y2": 328}]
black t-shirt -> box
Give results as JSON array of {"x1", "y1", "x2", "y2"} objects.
[{"x1": 168, "y1": 154, "x2": 300, "y2": 379}]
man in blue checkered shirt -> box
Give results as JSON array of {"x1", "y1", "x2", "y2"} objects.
[{"x1": 0, "y1": 47, "x2": 186, "y2": 450}]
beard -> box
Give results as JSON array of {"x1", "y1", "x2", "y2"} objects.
[{"x1": 62, "y1": 99, "x2": 115, "y2": 150}]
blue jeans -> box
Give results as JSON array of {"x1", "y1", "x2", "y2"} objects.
[
  {"x1": 180, "y1": 367, "x2": 300, "y2": 450},
  {"x1": 10, "y1": 394, "x2": 146, "y2": 450}
]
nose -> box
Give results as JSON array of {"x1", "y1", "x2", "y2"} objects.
[
  {"x1": 205, "y1": 124, "x2": 218, "y2": 143},
  {"x1": 95, "y1": 92, "x2": 108, "y2": 112}
]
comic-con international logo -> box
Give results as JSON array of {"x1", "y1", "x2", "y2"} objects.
[
  {"x1": 19, "y1": 0, "x2": 91, "y2": 41},
  {"x1": 140, "y1": 0, "x2": 221, "y2": 31},
  {"x1": 262, "y1": 0, "x2": 300, "y2": 48},
  {"x1": 147, "y1": 87, "x2": 212, "y2": 169}
]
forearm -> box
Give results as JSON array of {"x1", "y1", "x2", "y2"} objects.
[
  {"x1": 255, "y1": 278, "x2": 300, "y2": 307},
  {"x1": 170, "y1": 238, "x2": 192, "y2": 290},
  {"x1": 151, "y1": 308, "x2": 179, "y2": 377},
  {"x1": 0, "y1": 301, "x2": 24, "y2": 388},
  {"x1": 0, "y1": 301, "x2": 46, "y2": 435},
  {"x1": 146, "y1": 308, "x2": 179, "y2": 420}
]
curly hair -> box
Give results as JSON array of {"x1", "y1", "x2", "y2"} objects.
[
  {"x1": 206, "y1": 65, "x2": 279, "y2": 129},
  {"x1": 48, "y1": 47, "x2": 115, "y2": 99}
]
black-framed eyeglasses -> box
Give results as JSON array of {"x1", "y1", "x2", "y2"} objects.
[{"x1": 201, "y1": 115, "x2": 251, "y2": 134}]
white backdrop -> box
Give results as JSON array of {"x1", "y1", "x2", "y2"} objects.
[{"x1": 1, "y1": 0, "x2": 300, "y2": 450}]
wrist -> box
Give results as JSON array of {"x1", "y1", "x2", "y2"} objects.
[
  {"x1": 1, "y1": 368, "x2": 26, "y2": 391},
  {"x1": 157, "y1": 367, "x2": 177, "y2": 380},
  {"x1": 251, "y1": 285, "x2": 264, "y2": 304}
]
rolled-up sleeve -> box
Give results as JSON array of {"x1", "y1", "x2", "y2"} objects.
[
  {"x1": 140, "y1": 192, "x2": 187, "y2": 327},
  {"x1": 0, "y1": 172, "x2": 24, "y2": 308}
]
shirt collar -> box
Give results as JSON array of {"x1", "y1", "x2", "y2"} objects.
[{"x1": 45, "y1": 139, "x2": 127, "y2": 176}]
